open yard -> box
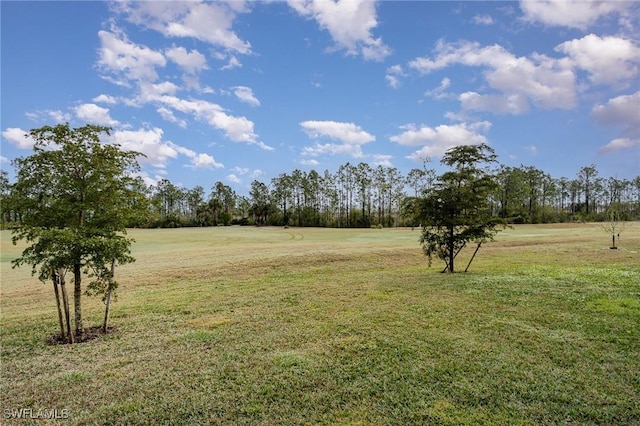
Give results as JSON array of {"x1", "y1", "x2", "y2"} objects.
[{"x1": 1, "y1": 223, "x2": 639, "y2": 425}]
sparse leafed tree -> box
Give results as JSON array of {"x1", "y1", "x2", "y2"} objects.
[
  {"x1": 419, "y1": 144, "x2": 506, "y2": 273},
  {"x1": 9, "y1": 123, "x2": 146, "y2": 342},
  {"x1": 602, "y1": 204, "x2": 626, "y2": 249}
]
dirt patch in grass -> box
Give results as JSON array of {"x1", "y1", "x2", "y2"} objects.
[{"x1": 47, "y1": 325, "x2": 118, "y2": 345}]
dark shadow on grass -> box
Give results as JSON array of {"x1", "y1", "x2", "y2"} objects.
[{"x1": 47, "y1": 325, "x2": 118, "y2": 345}]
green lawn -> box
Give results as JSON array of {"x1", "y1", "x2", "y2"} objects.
[{"x1": 1, "y1": 224, "x2": 639, "y2": 425}]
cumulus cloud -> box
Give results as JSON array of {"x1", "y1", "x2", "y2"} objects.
[
  {"x1": 459, "y1": 92, "x2": 530, "y2": 115},
  {"x1": 74, "y1": 103, "x2": 119, "y2": 126},
  {"x1": 288, "y1": 0, "x2": 391, "y2": 61},
  {"x1": 555, "y1": 34, "x2": 640, "y2": 87},
  {"x1": 592, "y1": 91, "x2": 640, "y2": 127},
  {"x1": 111, "y1": 1, "x2": 252, "y2": 54},
  {"x1": 108, "y1": 127, "x2": 223, "y2": 169},
  {"x1": 519, "y1": 0, "x2": 633, "y2": 30},
  {"x1": 109, "y1": 127, "x2": 179, "y2": 168},
  {"x1": 232, "y1": 86, "x2": 260, "y2": 107},
  {"x1": 226, "y1": 174, "x2": 241, "y2": 184},
  {"x1": 220, "y1": 56, "x2": 242, "y2": 71},
  {"x1": 408, "y1": 40, "x2": 576, "y2": 114},
  {"x1": 229, "y1": 167, "x2": 263, "y2": 179},
  {"x1": 2, "y1": 127, "x2": 36, "y2": 149},
  {"x1": 598, "y1": 138, "x2": 640, "y2": 154},
  {"x1": 165, "y1": 46, "x2": 208, "y2": 74},
  {"x1": 141, "y1": 95, "x2": 271, "y2": 149},
  {"x1": 25, "y1": 110, "x2": 71, "y2": 124},
  {"x1": 389, "y1": 121, "x2": 492, "y2": 160},
  {"x1": 425, "y1": 77, "x2": 454, "y2": 100},
  {"x1": 92, "y1": 94, "x2": 118, "y2": 104},
  {"x1": 189, "y1": 153, "x2": 224, "y2": 169},
  {"x1": 300, "y1": 159, "x2": 320, "y2": 166},
  {"x1": 473, "y1": 14, "x2": 495, "y2": 25},
  {"x1": 372, "y1": 154, "x2": 393, "y2": 167},
  {"x1": 300, "y1": 120, "x2": 375, "y2": 158},
  {"x1": 385, "y1": 64, "x2": 405, "y2": 89},
  {"x1": 97, "y1": 27, "x2": 166, "y2": 84},
  {"x1": 592, "y1": 91, "x2": 640, "y2": 153}
]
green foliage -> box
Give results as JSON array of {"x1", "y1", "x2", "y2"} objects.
[
  {"x1": 419, "y1": 144, "x2": 506, "y2": 272},
  {"x1": 9, "y1": 123, "x2": 147, "y2": 334}
]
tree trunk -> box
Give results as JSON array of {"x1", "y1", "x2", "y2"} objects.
[
  {"x1": 73, "y1": 262, "x2": 83, "y2": 338},
  {"x1": 448, "y1": 226, "x2": 455, "y2": 273},
  {"x1": 103, "y1": 259, "x2": 115, "y2": 333},
  {"x1": 464, "y1": 242, "x2": 482, "y2": 272},
  {"x1": 52, "y1": 269, "x2": 65, "y2": 340},
  {"x1": 59, "y1": 270, "x2": 74, "y2": 344}
]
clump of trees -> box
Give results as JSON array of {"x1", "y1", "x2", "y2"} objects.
[{"x1": 6, "y1": 124, "x2": 147, "y2": 343}]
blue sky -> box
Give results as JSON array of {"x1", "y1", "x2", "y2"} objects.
[{"x1": 2, "y1": 1, "x2": 639, "y2": 194}]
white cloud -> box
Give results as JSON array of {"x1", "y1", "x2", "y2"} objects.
[
  {"x1": 113, "y1": 1, "x2": 252, "y2": 54},
  {"x1": 226, "y1": 173, "x2": 241, "y2": 184},
  {"x1": 0, "y1": 156, "x2": 9, "y2": 164},
  {"x1": 109, "y1": 127, "x2": 179, "y2": 168},
  {"x1": 189, "y1": 153, "x2": 223, "y2": 169},
  {"x1": 300, "y1": 159, "x2": 320, "y2": 166},
  {"x1": 287, "y1": 0, "x2": 391, "y2": 61},
  {"x1": 555, "y1": 34, "x2": 640, "y2": 87},
  {"x1": 74, "y1": 103, "x2": 119, "y2": 126},
  {"x1": 2, "y1": 127, "x2": 36, "y2": 149},
  {"x1": 166, "y1": 46, "x2": 208, "y2": 74},
  {"x1": 153, "y1": 95, "x2": 271, "y2": 149},
  {"x1": 97, "y1": 27, "x2": 166, "y2": 84},
  {"x1": 137, "y1": 81, "x2": 181, "y2": 104},
  {"x1": 25, "y1": 110, "x2": 71, "y2": 124},
  {"x1": 372, "y1": 154, "x2": 393, "y2": 167},
  {"x1": 592, "y1": 91, "x2": 640, "y2": 128},
  {"x1": 389, "y1": 121, "x2": 491, "y2": 160},
  {"x1": 232, "y1": 86, "x2": 260, "y2": 107},
  {"x1": 425, "y1": 77, "x2": 454, "y2": 100},
  {"x1": 598, "y1": 138, "x2": 640, "y2": 154},
  {"x1": 592, "y1": 91, "x2": 640, "y2": 153},
  {"x1": 409, "y1": 40, "x2": 576, "y2": 113},
  {"x1": 231, "y1": 166, "x2": 250, "y2": 175},
  {"x1": 111, "y1": 128, "x2": 222, "y2": 170},
  {"x1": 473, "y1": 14, "x2": 495, "y2": 25},
  {"x1": 523, "y1": 145, "x2": 538, "y2": 155},
  {"x1": 157, "y1": 107, "x2": 187, "y2": 128},
  {"x1": 519, "y1": 0, "x2": 632, "y2": 30},
  {"x1": 385, "y1": 64, "x2": 405, "y2": 89},
  {"x1": 220, "y1": 56, "x2": 242, "y2": 71},
  {"x1": 92, "y1": 94, "x2": 118, "y2": 105},
  {"x1": 300, "y1": 120, "x2": 375, "y2": 158},
  {"x1": 459, "y1": 92, "x2": 530, "y2": 115}
]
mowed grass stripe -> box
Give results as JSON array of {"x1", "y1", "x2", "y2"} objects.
[{"x1": 1, "y1": 224, "x2": 639, "y2": 425}]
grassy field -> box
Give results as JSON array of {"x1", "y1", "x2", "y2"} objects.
[{"x1": 1, "y1": 223, "x2": 639, "y2": 425}]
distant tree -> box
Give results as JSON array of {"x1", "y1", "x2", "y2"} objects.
[
  {"x1": 10, "y1": 123, "x2": 145, "y2": 342},
  {"x1": 578, "y1": 165, "x2": 598, "y2": 217},
  {"x1": 419, "y1": 144, "x2": 506, "y2": 273},
  {"x1": 0, "y1": 169, "x2": 13, "y2": 227},
  {"x1": 602, "y1": 204, "x2": 626, "y2": 249},
  {"x1": 249, "y1": 180, "x2": 272, "y2": 225}
]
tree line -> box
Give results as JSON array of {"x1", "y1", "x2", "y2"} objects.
[{"x1": 2, "y1": 157, "x2": 639, "y2": 231}]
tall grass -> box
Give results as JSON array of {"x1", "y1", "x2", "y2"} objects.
[{"x1": 1, "y1": 224, "x2": 639, "y2": 425}]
